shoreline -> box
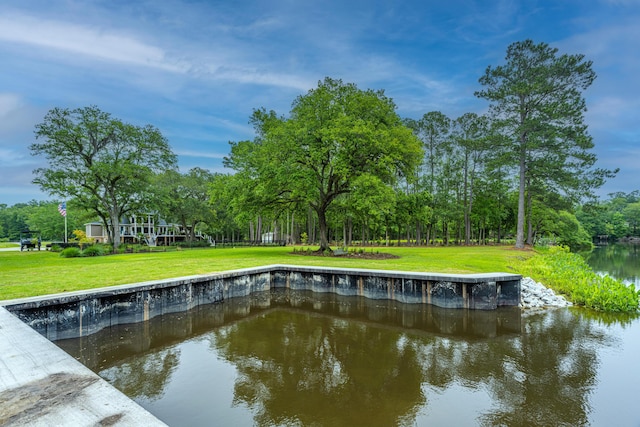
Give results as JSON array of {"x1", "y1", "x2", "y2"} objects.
[{"x1": 520, "y1": 277, "x2": 572, "y2": 310}]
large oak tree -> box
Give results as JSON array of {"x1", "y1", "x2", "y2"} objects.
[
  {"x1": 31, "y1": 106, "x2": 177, "y2": 250},
  {"x1": 225, "y1": 77, "x2": 423, "y2": 251}
]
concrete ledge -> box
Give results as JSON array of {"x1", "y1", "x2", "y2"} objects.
[{"x1": 0, "y1": 307, "x2": 166, "y2": 426}]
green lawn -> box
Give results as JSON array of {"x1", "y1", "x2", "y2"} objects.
[{"x1": 0, "y1": 245, "x2": 533, "y2": 301}]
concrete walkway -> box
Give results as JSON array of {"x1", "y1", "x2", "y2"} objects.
[{"x1": 0, "y1": 307, "x2": 167, "y2": 426}]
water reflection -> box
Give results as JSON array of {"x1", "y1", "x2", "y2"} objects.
[
  {"x1": 583, "y1": 243, "x2": 640, "y2": 287},
  {"x1": 57, "y1": 290, "x2": 628, "y2": 426}
]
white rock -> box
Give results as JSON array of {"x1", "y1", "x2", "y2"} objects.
[{"x1": 519, "y1": 277, "x2": 572, "y2": 310}]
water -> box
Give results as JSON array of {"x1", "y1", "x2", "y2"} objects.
[
  {"x1": 583, "y1": 243, "x2": 640, "y2": 288},
  {"x1": 56, "y1": 246, "x2": 640, "y2": 427}
]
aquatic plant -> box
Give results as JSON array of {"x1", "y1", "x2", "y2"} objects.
[{"x1": 520, "y1": 246, "x2": 639, "y2": 312}]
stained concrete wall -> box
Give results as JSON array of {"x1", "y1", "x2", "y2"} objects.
[{"x1": 3, "y1": 265, "x2": 521, "y2": 341}]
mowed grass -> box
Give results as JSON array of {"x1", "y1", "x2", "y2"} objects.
[
  {"x1": 0, "y1": 245, "x2": 533, "y2": 300},
  {"x1": 0, "y1": 242, "x2": 20, "y2": 248}
]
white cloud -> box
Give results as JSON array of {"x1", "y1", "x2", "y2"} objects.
[
  {"x1": 0, "y1": 13, "x2": 188, "y2": 73},
  {"x1": 559, "y1": 19, "x2": 640, "y2": 72},
  {"x1": 175, "y1": 150, "x2": 226, "y2": 159},
  {"x1": 0, "y1": 93, "x2": 22, "y2": 117},
  {"x1": 0, "y1": 148, "x2": 36, "y2": 167},
  {"x1": 209, "y1": 67, "x2": 313, "y2": 92},
  {"x1": 0, "y1": 93, "x2": 45, "y2": 142},
  {"x1": 0, "y1": 12, "x2": 313, "y2": 91}
]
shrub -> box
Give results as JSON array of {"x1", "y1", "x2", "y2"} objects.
[
  {"x1": 60, "y1": 247, "x2": 82, "y2": 258},
  {"x1": 82, "y1": 245, "x2": 103, "y2": 257},
  {"x1": 49, "y1": 244, "x2": 62, "y2": 252},
  {"x1": 171, "y1": 240, "x2": 211, "y2": 248}
]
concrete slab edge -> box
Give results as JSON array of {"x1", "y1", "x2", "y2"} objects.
[{"x1": 0, "y1": 306, "x2": 167, "y2": 426}]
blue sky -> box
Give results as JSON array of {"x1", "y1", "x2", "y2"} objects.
[{"x1": 1, "y1": 0, "x2": 638, "y2": 206}]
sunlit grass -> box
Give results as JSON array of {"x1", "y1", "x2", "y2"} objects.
[
  {"x1": 0, "y1": 245, "x2": 532, "y2": 300},
  {"x1": 0, "y1": 242, "x2": 20, "y2": 249}
]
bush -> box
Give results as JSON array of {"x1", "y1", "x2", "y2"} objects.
[
  {"x1": 49, "y1": 244, "x2": 62, "y2": 252},
  {"x1": 171, "y1": 240, "x2": 211, "y2": 248},
  {"x1": 82, "y1": 245, "x2": 103, "y2": 257},
  {"x1": 60, "y1": 247, "x2": 82, "y2": 258}
]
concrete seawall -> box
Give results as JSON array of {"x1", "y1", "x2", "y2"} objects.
[
  {"x1": 0, "y1": 265, "x2": 520, "y2": 426},
  {"x1": 4, "y1": 265, "x2": 521, "y2": 341}
]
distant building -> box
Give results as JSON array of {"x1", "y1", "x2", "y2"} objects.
[{"x1": 85, "y1": 213, "x2": 211, "y2": 246}]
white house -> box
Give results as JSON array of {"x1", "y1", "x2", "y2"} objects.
[{"x1": 85, "y1": 214, "x2": 211, "y2": 246}]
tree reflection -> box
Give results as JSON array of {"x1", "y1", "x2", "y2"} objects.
[
  {"x1": 211, "y1": 304, "x2": 612, "y2": 426},
  {"x1": 99, "y1": 348, "x2": 180, "y2": 400},
  {"x1": 58, "y1": 290, "x2": 616, "y2": 426},
  {"x1": 583, "y1": 243, "x2": 640, "y2": 286},
  {"x1": 214, "y1": 310, "x2": 426, "y2": 426},
  {"x1": 474, "y1": 309, "x2": 608, "y2": 426}
]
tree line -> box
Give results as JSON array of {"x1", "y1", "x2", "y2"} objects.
[{"x1": 3, "y1": 40, "x2": 634, "y2": 251}]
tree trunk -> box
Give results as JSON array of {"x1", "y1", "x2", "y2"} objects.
[
  {"x1": 316, "y1": 207, "x2": 330, "y2": 251},
  {"x1": 385, "y1": 225, "x2": 389, "y2": 246},
  {"x1": 256, "y1": 215, "x2": 262, "y2": 243},
  {"x1": 463, "y1": 152, "x2": 471, "y2": 245},
  {"x1": 109, "y1": 211, "x2": 121, "y2": 251},
  {"x1": 526, "y1": 184, "x2": 534, "y2": 246},
  {"x1": 343, "y1": 220, "x2": 347, "y2": 246},
  {"x1": 515, "y1": 141, "x2": 527, "y2": 248}
]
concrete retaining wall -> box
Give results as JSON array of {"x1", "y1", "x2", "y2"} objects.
[{"x1": 3, "y1": 265, "x2": 520, "y2": 342}]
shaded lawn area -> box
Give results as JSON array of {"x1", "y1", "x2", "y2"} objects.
[{"x1": 0, "y1": 246, "x2": 533, "y2": 300}]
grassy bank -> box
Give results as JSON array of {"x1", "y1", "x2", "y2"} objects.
[
  {"x1": 519, "y1": 246, "x2": 639, "y2": 312},
  {"x1": 3, "y1": 245, "x2": 636, "y2": 312},
  {"x1": 0, "y1": 245, "x2": 529, "y2": 300}
]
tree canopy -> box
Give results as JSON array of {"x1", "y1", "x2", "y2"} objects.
[
  {"x1": 31, "y1": 106, "x2": 177, "y2": 250},
  {"x1": 155, "y1": 167, "x2": 216, "y2": 242},
  {"x1": 225, "y1": 77, "x2": 423, "y2": 251},
  {"x1": 9, "y1": 42, "x2": 623, "y2": 252}
]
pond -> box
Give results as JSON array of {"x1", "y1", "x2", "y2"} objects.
[
  {"x1": 56, "y1": 245, "x2": 640, "y2": 427},
  {"x1": 583, "y1": 243, "x2": 640, "y2": 289}
]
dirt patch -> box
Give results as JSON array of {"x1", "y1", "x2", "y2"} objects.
[{"x1": 0, "y1": 372, "x2": 99, "y2": 425}]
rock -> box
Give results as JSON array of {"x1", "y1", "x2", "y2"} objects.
[{"x1": 519, "y1": 277, "x2": 572, "y2": 310}]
